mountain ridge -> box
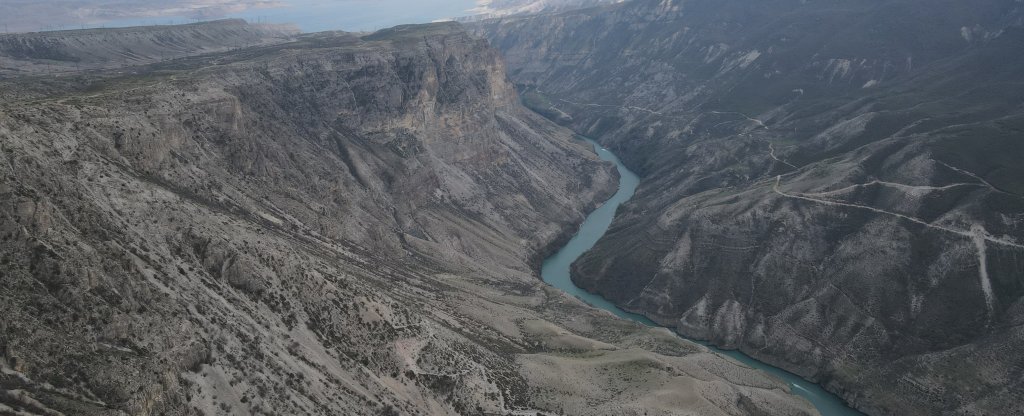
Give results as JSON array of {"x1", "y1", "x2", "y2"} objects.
[{"x1": 0, "y1": 19, "x2": 298, "y2": 78}]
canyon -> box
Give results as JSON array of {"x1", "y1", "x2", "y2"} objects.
[
  {"x1": 0, "y1": 20, "x2": 815, "y2": 415},
  {"x1": 3, "y1": 0, "x2": 1023, "y2": 413},
  {"x1": 477, "y1": 0, "x2": 1024, "y2": 414}
]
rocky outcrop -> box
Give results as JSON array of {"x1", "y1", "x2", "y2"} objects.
[
  {"x1": 0, "y1": 21, "x2": 815, "y2": 415},
  {"x1": 478, "y1": 1, "x2": 1024, "y2": 414}
]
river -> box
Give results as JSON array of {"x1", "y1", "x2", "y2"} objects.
[{"x1": 540, "y1": 137, "x2": 864, "y2": 416}]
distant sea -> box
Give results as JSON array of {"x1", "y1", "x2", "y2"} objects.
[{"x1": 86, "y1": 0, "x2": 480, "y2": 33}]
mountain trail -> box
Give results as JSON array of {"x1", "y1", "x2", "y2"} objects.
[{"x1": 773, "y1": 176, "x2": 1024, "y2": 250}]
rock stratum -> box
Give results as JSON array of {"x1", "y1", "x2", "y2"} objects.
[
  {"x1": 0, "y1": 21, "x2": 815, "y2": 416},
  {"x1": 477, "y1": 0, "x2": 1024, "y2": 414}
]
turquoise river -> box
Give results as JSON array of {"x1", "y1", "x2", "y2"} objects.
[{"x1": 540, "y1": 137, "x2": 864, "y2": 416}]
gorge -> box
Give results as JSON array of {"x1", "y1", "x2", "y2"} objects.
[
  {"x1": 0, "y1": 19, "x2": 817, "y2": 416},
  {"x1": 1, "y1": 0, "x2": 1023, "y2": 414},
  {"x1": 478, "y1": 0, "x2": 1024, "y2": 414}
]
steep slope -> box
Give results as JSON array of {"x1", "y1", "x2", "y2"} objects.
[
  {"x1": 477, "y1": 0, "x2": 1024, "y2": 414},
  {"x1": 0, "y1": 22, "x2": 815, "y2": 415},
  {"x1": 0, "y1": 19, "x2": 297, "y2": 77}
]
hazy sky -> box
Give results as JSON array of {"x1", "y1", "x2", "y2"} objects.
[{"x1": 0, "y1": 0, "x2": 482, "y2": 33}]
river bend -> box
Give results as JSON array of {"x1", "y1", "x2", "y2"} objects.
[{"x1": 540, "y1": 137, "x2": 863, "y2": 416}]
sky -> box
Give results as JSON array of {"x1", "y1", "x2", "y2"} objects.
[{"x1": 0, "y1": 0, "x2": 483, "y2": 33}]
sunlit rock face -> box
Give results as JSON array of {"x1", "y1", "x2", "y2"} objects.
[
  {"x1": 0, "y1": 20, "x2": 818, "y2": 416},
  {"x1": 477, "y1": 0, "x2": 1024, "y2": 414}
]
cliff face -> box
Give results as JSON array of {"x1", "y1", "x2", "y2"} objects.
[
  {"x1": 478, "y1": 1, "x2": 1024, "y2": 414},
  {"x1": 0, "y1": 21, "x2": 815, "y2": 415}
]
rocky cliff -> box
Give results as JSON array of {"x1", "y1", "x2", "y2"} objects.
[
  {"x1": 478, "y1": 0, "x2": 1024, "y2": 414},
  {"x1": 0, "y1": 21, "x2": 815, "y2": 415}
]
